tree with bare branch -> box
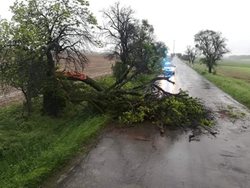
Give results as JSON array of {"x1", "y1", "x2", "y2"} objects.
[
  {"x1": 194, "y1": 30, "x2": 229, "y2": 73},
  {"x1": 0, "y1": 0, "x2": 98, "y2": 115},
  {"x1": 102, "y1": 3, "x2": 166, "y2": 87},
  {"x1": 185, "y1": 46, "x2": 197, "y2": 64},
  {"x1": 102, "y1": 2, "x2": 138, "y2": 83}
]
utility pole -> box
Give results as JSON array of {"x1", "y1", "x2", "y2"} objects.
[{"x1": 173, "y1": 40, "x2": 175, "y2": 55}]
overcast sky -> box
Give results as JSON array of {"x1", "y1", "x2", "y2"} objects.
[{"x1": 1, "y1": 0, "x2": 250, "y2": 55}]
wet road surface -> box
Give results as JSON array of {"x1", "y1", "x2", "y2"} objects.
[{"x1": 54, "y1": 57, "x2": 250, "y2": 188}]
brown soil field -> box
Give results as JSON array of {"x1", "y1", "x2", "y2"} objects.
[{"x1": 83, "y1": 54, "x2": 115, "y2": 77}]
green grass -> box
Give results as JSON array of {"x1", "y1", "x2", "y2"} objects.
[
  {"x1": 0, "y1": 103, "x2": 108, "y2": 188},
  {"x1": 217, "y1": 60, "x2": 250, "y2": 82},
  {"x1": 193, "y1": 62, "x2": 250, "y2": 108},
  {"x1": 220, "y1": 60, "x2": 250, "y2": 68},
  {"x1": 0, "y1": 73, "x2": 189, "y2": 187}
]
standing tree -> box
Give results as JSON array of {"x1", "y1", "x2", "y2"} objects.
[
  {"x1": 0, "y1": 17, "x2": 47, "y2": 114},
  {"x1": 131, "y1": 20, "x2": 159, "y2": 74},
  {"x1": 102, "y1": 3, "x2": 166, "y2": 85},
  {"x1": 155, "y1": 41, "x2": 168, "y2": 59},
  {"x1": 0, "y1": 0, "x2": 98, "y2": 115},
  {"x1": 194, "y1": 30, "x2": 229, "y2": 73},
  {"x1": 102, "y1": 2, "x2": 138, "y2": 84},
  {"x1": 131, "y1": 21, "x2": 168, "y2": 75},
  {"x1": 185, "y1": 46, "x2": 197, "y2": 64}
]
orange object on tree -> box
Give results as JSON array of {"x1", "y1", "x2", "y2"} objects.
[{"x1": 63, "y1": 71, "x2": 87, "y2": 81}]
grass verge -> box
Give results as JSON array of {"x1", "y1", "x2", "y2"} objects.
[
  {"x1": 0, "y1": 103, "x2": 108, "y2": 188},
  {"x1": 193, "y1": 63, "x2": 250, "y2": 109}
]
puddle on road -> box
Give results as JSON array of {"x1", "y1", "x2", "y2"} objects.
[
  {"x1": 110, "y1": 122, "x2": 205, "y2": 145},
  {"x1": 157, "y1": 75, "x2": 178, "y2": 94},
  {"x1": 111, "y1": 123, "x2": 158, "y2": 142}
]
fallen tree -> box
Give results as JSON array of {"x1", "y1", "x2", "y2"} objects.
[{"x1": 58, "y1": 71, "x2": 213, "y2": 132}]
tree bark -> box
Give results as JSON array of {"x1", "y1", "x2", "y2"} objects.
[
  {"x1": 43, "y1": 50, "x2": 64, "y2": 116},
  {"x1": 208, "y1": 65, "x2": 212, "y2": 73},
  {"x1": 66, "y1": 76, "x2": 104, "y2": 92},
  {"x1": 22, "y1": 88, "x2": 32, "y2": 116}
]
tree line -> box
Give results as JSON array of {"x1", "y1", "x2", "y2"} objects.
[{"x1": 0, "y1": 0, "x2": 213, "y2": 132}]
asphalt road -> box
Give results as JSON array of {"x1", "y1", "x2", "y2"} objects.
[{"x1": 54, "y1": 57, "x2": 250, "y2": 188}]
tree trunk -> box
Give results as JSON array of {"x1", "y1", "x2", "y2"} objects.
[
  {"x1": 208, "y1": 65, "x2": 212, "y2": 73},
  {"x1": 43, "y1": 50, "x2": 65, "y2": 116},
  {"x1": 66, "y1": 75, "x2": 104, "y2": 92},
  {"x1": 83, "y1": 77, "x2": 104, "y2": 91},
  {"x1": 22, "y1": 88, "x2": 32, "y2": 116}
]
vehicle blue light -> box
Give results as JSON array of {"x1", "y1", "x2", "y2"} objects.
[{"x1": 162, "y1": 58, "x2": 176, "y2": 77}]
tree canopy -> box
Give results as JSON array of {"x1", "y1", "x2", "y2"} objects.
[
  {"x1": 0, "y1": 0, "x2": 98, "y2": 115},
  {"x1": 102, "y1": 2, "x2": 167, "y2": 85},
  {"x1": 194, "y1": 30, "x2": 229, "y2": 73}
]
